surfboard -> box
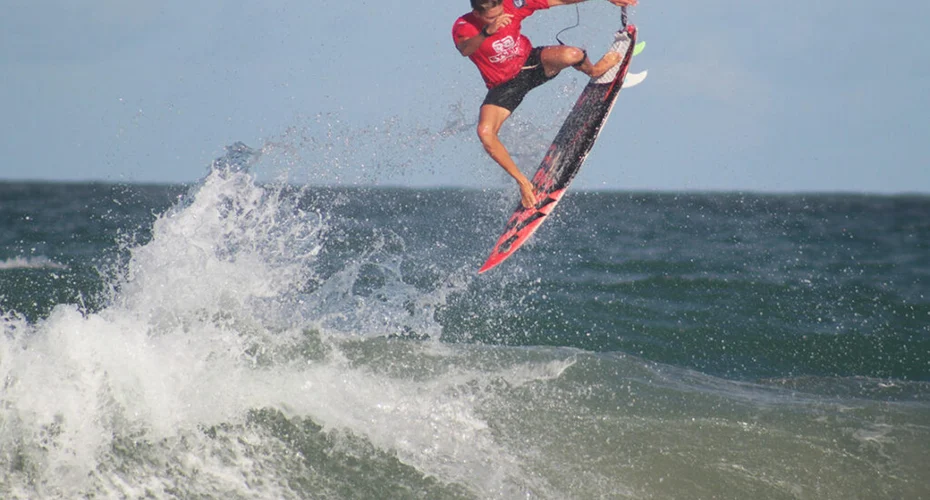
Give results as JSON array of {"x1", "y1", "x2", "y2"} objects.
[{"x1": 478, "y1": 23, "x2": 640, "y2": 274}]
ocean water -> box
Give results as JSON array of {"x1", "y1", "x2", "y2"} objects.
[{"x1": 1, "y1": 152, "x2": 929, "y2": 499}]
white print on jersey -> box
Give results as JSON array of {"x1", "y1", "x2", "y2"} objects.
[{"x1": 488, "y1": 36, "x2": 522, "y2": 63}]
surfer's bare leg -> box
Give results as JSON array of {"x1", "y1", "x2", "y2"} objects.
[
  {"x1": 539, "y1": 46, "x2": 621, "y2": 79},
  {"x1": 477, "y1": 104, "x2": 537, "y2": 209}
]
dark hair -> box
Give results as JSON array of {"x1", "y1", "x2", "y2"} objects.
[{"x1": 471, "y1": 0, "x2": 503, "y2": 12}]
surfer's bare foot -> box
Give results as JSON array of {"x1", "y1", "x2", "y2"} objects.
[
  {"x1": 518, "y1": 181, "x2": 537, "y2": 209},
  {"x1": 588, "y1": 51, "x2": 622, "y2": 78}
]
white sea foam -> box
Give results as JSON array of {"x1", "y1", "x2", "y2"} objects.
[{"x1": 0, "y1": 166, "x2": 565, "y2": 498}]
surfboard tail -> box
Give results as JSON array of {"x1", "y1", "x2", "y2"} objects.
[{"x1": 592, "y1": 27, "x2": 636, "y2": 86}]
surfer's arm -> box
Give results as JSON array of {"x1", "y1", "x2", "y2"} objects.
[
  {"x1": 455, "y1": 13, "x2": 513, "y2": 56},
  {"x1": 455, "y1": 30, "x2": 488, "y2": 57}
]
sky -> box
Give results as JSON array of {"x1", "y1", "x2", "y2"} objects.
[{"x1": 1, "y1": 0, "x2": 928, "y2": 193}]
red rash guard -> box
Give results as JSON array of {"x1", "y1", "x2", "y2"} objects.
[{"x1": 452, "y1": 0, "x2": 550, "y2": 89}]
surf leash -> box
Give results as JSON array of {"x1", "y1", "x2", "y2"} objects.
[
  {"x1": 558, "y1": 4, "x2": 631, "y2": 45},
  {"x1": 554, "y1": 5, "x2": 581, "y2": 46}
]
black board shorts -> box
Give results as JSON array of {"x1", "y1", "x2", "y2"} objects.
[{"x1": 482, "y1": 47, "x2": 555, "y2": 112}]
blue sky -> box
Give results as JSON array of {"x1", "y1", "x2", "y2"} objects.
[{"x1": 1, "y1": 0, "x2": 928, "y2": 193}]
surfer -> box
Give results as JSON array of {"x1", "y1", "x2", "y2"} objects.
[{"x1": 453, "y1": 0, "x2": 638, "y2": 208}]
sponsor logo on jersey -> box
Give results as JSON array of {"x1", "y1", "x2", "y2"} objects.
[{"x1": 488, "y1": 36, "x2": 521, "y2": 63}]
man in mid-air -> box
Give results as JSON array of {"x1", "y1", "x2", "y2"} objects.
[{"x1": 453, "y1": 0, "x2": 638, "y2": 208}]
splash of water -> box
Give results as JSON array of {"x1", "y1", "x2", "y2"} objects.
[{"x1": 0, "y1": 149, "x2": 551, "y2": 498}]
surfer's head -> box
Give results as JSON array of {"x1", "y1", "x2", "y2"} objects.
[
  {"x1": 472, "y1": 0, "x2": 504, "y2": 26},
  {"x1": 471, "y1": 0, "x2": 503, "y2": 15}
]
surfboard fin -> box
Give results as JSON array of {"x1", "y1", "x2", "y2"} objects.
[
  {"x1": 622, "y1": 70, "x2": 648, "y2": 89},
  {"x1": 622, "y1": 41, "x2": 647, "y2": 89}
]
